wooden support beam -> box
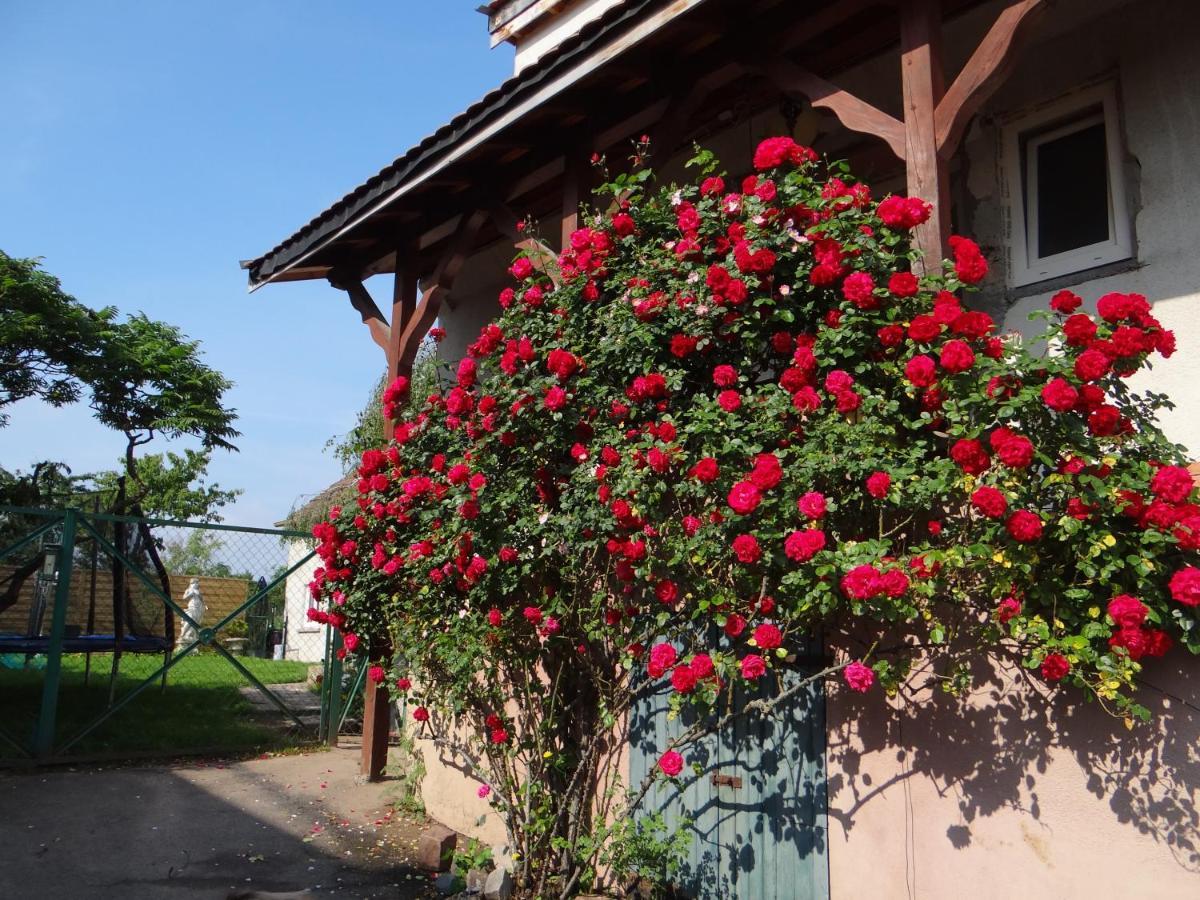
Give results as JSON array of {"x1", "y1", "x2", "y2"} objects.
[
  {"x1": 360, "y1": 673, "x2": 391, "y2": 781},
  {"x1": 388, "y1": 249, "x2": 419, "y2": 388},
  {"x1": 934, "y1": 0, "x2": 1046, "y2": 159},
  {"x1": 560, "y1": 148, "x2": 586, "y2": 251},
  {"x1": 900, "y1": 0, "x2": 951, "y2": 267},
  {"x1": 764, "y1": 58, "x2": 907, "y2": 161},
  {"x1": 388, "y1": 208, "x2": 491, "y2": 370},
  {"x1": 328, "y1": 272, "x2": 390, "y2": 359}
]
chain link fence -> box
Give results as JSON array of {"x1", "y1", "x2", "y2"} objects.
[{"x1": 0, "y1": 505, "x2": 345, "y2": 764}]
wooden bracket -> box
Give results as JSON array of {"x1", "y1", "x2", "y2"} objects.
[
  {"x1": 328, "y1": 271, "x2": 390, "y2": 358},
  {"x1": 764, "y1": 58, "x2": 908, "y2": 161},
  {"x1": 711, "y1": 773, "x2": 743, "y2": 789},
  {"x1": 935, "y1": 0, "x2": 1047, "y2": 159}
]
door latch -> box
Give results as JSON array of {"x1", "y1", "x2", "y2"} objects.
[{"x1": 710, "y1": 773, "x2": 743, "y2": 789}]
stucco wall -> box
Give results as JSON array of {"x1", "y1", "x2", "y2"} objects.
[{"x1": 825, "y1": 653, "x2": 1200, "y2": 898}]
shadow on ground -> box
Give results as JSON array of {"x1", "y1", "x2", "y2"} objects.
[{"x1": 0, "y1": 744, "x2": 440, "y2": 900}]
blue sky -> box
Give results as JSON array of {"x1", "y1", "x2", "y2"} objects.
[{"x1": 0, "y1": 2, "x2": 513, "y2": 526}]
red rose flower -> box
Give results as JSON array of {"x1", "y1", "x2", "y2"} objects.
[
  {"x1": 866, "y1": 471, "x2": 891, "y2": 499},
  {"x1": 658, "y1": 749, "x2": 684, "y2": 777},
  {"x1": 690, "y1": 457, "x2": 720, "y2": 482},
  {"x1": 843, "y1": 661, "x2": 875, "y2": 693},
  {"x1": 1041, "y1": 377, "x2": 1079, "y2": 412},
  {"x1": 905, "y1": 355, "x2": 937, "y2": 387},
  {"x1": 713, "y1": 364, "x2": 738, "y2": 387},
  {"x1": 732, "y1": 534, "x2": 762, "y2": 564},
  {"x1": 950, "y1": 438, "x2": 991, "y2": 475},
  {"x1": 878, "y1": 324, "x2": 905, "y2": 348},
  {"x1": 971, "y1": 485, "x2": 1008, "y2": 518},
  {"x1": 996, "y1": 596, "x2": 1022, "y2": 624},
  {"x1": 784, "y1": 528, "x2": 826, "y2": 562},
  {"x1": 611, "y1": 212, "x2": 636, "y2": 236},
  {"x1": 1110, "y1": 627, "x2": 1149, "y2": 661},
  {"x1": 1087, "y1": 405, "x2": 1122, "y2": 437},
  {"x1": 647, "y1": 643, "x2": 678, "y2": 678},
  {"x1": 1107, "y1": 594, "x2": 1148, "y2": 628},
  {"x1": 877, "y1": 195, "x2": 931, "y2": 229},
  {"x1": 797, "y1": 491, "x2": 827, "y2": 519},
  {"x1": 1050, "y1": 290, "x2": 1082, "y2": 314},
  {"x1": 718, "y1": 390, "x2": 742, "y2": 412},
  {"x1": 670, "y1": 664, "x2": 698, "y2": 693},
  {"x1": 749, "y1": 453, "x2": 783, "y2": 490},
  {"x1": 888, "y1": 272, "x2": 920, "y2": 297},
  {"x1": 728, "y1": 481, "x2": 763, "y2": 515},
  {"x1": 487, "y1": 607, "x2": 503, "y2": 626},
  {"x1": 1074, "y1": 348, "x2": 1111, "y2": 382},
  {"x1": 1006, "y1": 510, "x2": 1044, "y2": 543},
  {"x1": 842, "y1": 272, "x2": 878, "y2": 309},
  {"x1": 753, "y1": 623, "x2": 783, "y2": 650},
  {"x1": 949, "y1": 235, "x2": 988, "y2": 284},
  {"x1": 740, "y1": 654, "x2": 767, "y2": 680},
  {"x1": 413, "y1": 706, "x2": 430, "y2": 722},
  {"x1": 1041, "y1": 653, "x2": 1070, "y2": 682},
  {"x1": 1150, "y1": 465, "x2": 1195, "y2": 504},
  {"x1": 1062, "y1": 314, "x2": 1098, "y2": 346},
  {"x1": 523, "y1": 606, "x2": 544, "y2": 625},
  {"x1": 1169, "y1": 566, "x2": 1200, "y2": 606},
  {"x1": 544, "y1": 385, "x2": 568, "y2": 410},
  {"x1": 841, "y1": 564, "x2": 882, "y2": 599},
  {"x1": 993, "y1": 432, "x2": 1034, "y2": 469},
  {"x1": 655, "y1": 580, "x2": 678, "y2": 605},
  {"x1": 939, "y1": 339, "x2": 975, "y2": 373},
  {"x1": 690, "y1": 654, "x2": 715, "y2": 679},
  {"x1": 908, "y1": 315, "x2": 942, "y2": 343}
]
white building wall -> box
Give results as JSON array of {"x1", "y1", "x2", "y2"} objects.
[{"x1": 282, "y1": 537, "x2": 326, "y2": 662}]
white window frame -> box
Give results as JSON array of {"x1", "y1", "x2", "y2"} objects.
[
  {"x1": 298, "y1": 596, "x2": 323, "y2": 632},
  {"x1": 1003, "y1": 82, "x2": 1133, "y2": 288}
]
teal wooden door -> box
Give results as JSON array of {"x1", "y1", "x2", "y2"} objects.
[{"x1": 629, "y1": 667, "x2": 829, "y2": 899}]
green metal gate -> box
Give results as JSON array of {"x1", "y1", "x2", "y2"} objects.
[
  {"x1": 0, "y1": 505, "x2": 341, "y2": 764},
  {"x1": 630, "y1": 663, "x2": 830, "y2": 899}
]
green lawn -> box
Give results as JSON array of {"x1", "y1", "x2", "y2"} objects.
[{"x1": 0, "y1": 652, "x2": 318, "y2": 761}]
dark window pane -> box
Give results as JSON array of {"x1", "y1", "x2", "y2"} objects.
[{"x1": 1035, "y1": 121, "x2": 1110, "y2": 258}]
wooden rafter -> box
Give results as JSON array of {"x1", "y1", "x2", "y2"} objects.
[{"x1": 934, "y1": 0, "x2": 1046, "y2": 158}]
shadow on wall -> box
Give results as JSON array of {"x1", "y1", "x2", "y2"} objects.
[{"x1": 825, "y1": 650, "x2": 1200, "y2": 875}]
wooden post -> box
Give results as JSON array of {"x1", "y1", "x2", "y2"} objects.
[
  {"x1": 388, "y1": 250, "x2": 420, "y2": 388},
  {"x1": 356, "y1": 253, "x2": 419, "y2": 782},
  {"x1": 901, "y1": 0, "x2": 951, "y2": 268},
  {"x1": 561, "y1": 151, "x2": 584, "y2": 252}
]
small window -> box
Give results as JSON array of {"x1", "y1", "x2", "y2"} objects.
[{"x1": 1003, "y1": 83, "x2": 1133, "y2": 287}]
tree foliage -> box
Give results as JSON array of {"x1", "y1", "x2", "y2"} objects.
[
  {"x1": 0, "y1": 251, "x2": 115, "y2": 425},
  {"x1": 304, "y1": 139, "x2": 1197, "y2": 896},
  {"x1": 0, "y1": 250, "x2": 240, "y2": 516}
]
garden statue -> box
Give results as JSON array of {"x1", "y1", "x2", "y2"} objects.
[{"x1": 179, "y1": 576, "x2": 205, "y2": 647}]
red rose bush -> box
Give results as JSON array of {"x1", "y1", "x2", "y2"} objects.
[{"x1": 305, "y1": 138, "x2": 1197, "y2": 896}]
